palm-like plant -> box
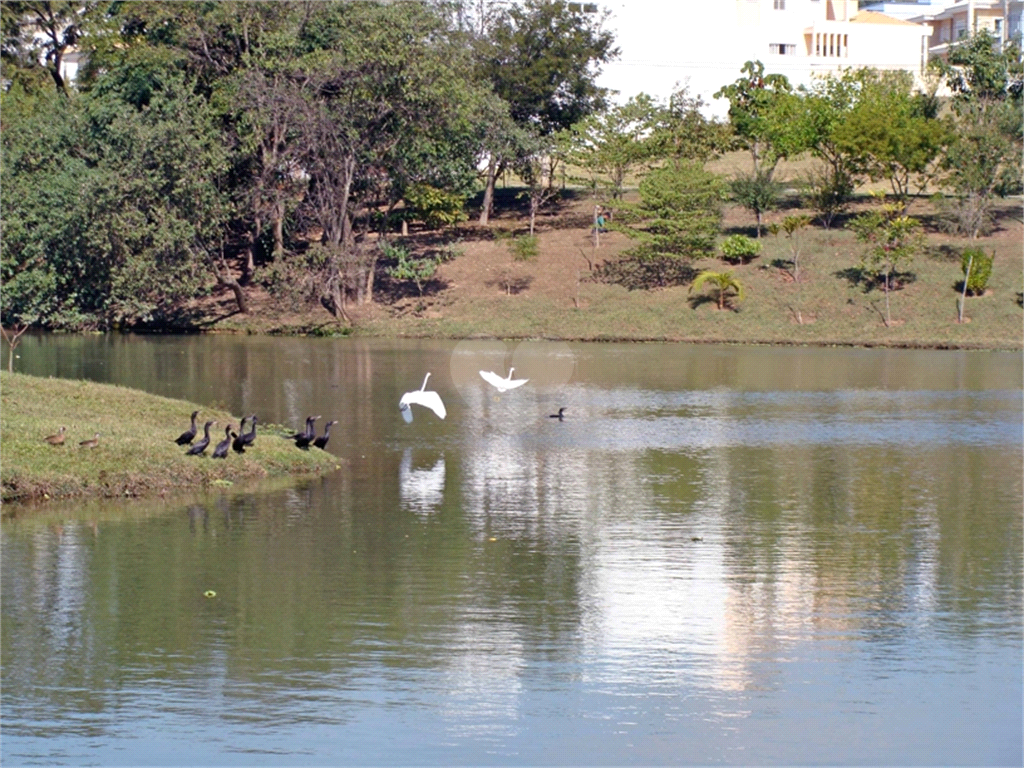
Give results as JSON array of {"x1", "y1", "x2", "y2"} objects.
[{"x1": 690, "y1": 270, "x2": 745, "y2": 310}]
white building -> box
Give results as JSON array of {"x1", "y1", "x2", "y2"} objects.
[
  {"x1": 598, "y1": 1, "x2": 935, "y2": 116},
  {"x1": 907, "y1": 0, "x2": 1024, "y2": 58}
]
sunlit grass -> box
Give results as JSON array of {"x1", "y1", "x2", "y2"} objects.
[{"x1": 0, "y1": 372, "x2": 339, "y2": 503}]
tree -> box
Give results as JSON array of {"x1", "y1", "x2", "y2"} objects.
[
  {"x1": 565, "y1": 93, "x2": 662, "y2": 200},
  {"x1": 730, "y1": 170, "x2": 782, "y2": 238},
  {"x1": 651, "y1": 86, "x2": 735, "y2": 163},
  {"x1": 769, "y1": 214, "x2": 812, "y2": 324},
  {"x1": 475, "y1": 0, "x2": 618, "y2": 223},
  {"x1": 0, "y1": 1, "x2": 100, "y2": 95},
  {"x1": 714, "y1": 60, "x2": 807, "y2": 178},
  {"x1": 933, "y1": 31, "x2": 1024, "y2": 239},
  {"x1": 515, "y1": 134, "x2": 561, "y2": 236},
  {"x1": 608, "y1": 160, "x2": 725, "y2": 287},
  {"x1": 833, "y1": 70, "x2": 949, "y2": 200},
  {"x1": 848, "y1": 199, "x2": 924, "y2": 327},
  {"x1": 690, "y1": 270, "x2": 745, "y2": 310}
]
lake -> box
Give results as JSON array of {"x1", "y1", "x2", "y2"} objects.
[{"x1": 2, "y1": 335, "x2": 1021, "y2": 765}]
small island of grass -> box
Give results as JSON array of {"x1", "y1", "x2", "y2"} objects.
[{"x1": 0, "y1": 372, "x2": 339, "y2": 504}]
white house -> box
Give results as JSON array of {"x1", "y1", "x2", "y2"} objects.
[{"x1": 598, "y1": 1, "x2": 935, "y2": 115}]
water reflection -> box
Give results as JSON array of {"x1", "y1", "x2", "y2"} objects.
[
  {"x1": 2, "y1": 338, "x2": 1022, "y2": 765},
  {"x1": 399, "y1": 449, "x2": 446, "y2": 515}
]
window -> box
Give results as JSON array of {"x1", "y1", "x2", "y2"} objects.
[
  {"x1": 769, "y1": 43, "x2": 796, "y2": 55},
  {"x1": 774, "y1": 0, "x2": 785, "y2": 9},
  {"x1": 994, "y1": 18, "x2": 1003, "y2": 34}
]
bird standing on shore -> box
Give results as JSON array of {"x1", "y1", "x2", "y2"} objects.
[
  {"x1": 314, "y1": 420, "x2": 338, "y2": 450},
  {"x1": 294, "y1": 415, "x2": 320, "y2": 448},
  {"x1": 175, "y1": 411, "x2": 200, "y2": 445},
  {"x1": 213, "y1": 424, "x2": 233, "y2": 459},
  {"x1": 44, "y1": 426, "x2": 67, "y2": 446},
  {"x1": 79, "y1": 433, "x2": 100, "y2": 448},
  {"x1": 187, "y1": 421, "x2": 217, "y2": 456},
  {"x1": 239, "y1": 415, "x2": 258, "y2": 449},
  {"x1": 232, "y1": 416, "x2": 249, "y2": 453}
]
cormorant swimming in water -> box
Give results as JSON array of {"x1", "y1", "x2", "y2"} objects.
[{"x1": 548, "y1": 407, "x2": 566, "y2": 421}]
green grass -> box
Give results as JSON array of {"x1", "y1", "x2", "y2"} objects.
[{"x1": 0, "y1": 372, "x2": 339, "y2": 503}]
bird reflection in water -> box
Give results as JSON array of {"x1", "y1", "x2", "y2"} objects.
[{"x1": 399, "y1": 447, "x2": 446, "y2": 515}]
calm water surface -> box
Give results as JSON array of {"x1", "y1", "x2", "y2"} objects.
[{"x1": 2, "y1": 336, "x2": 1021, "y2": 766}]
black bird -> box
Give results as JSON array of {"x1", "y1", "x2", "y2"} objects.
[
  {"x1": 291, "y1": 415, "x2": 320, "y2": 441},
  {"x1": 313, "y1": 420, "x2": 338, "y2": 450},
  {"x1": 549, "y1": 407, "x2": 567, "y2": 421},
  {"x1": 293, "y1": 415, "x2": 320, "y2": 448},
  {"x1": 175, "y1": 410, "x2": 200, "y2": 445},
  {"x1": 212, "y1": 424, "x2": 233, "y2": 459},
  {"x1": 231, "y1": 416, "x2": 250, "y2": 454},
  {"x1": 239, "y1": 415, "x2": 258, "y2": 449},
  {"x1": 186, "y1": 420, "x2": 217, "y2": 456}
]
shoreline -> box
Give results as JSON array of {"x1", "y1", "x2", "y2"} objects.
[{"x1": 0, "y1": 372, "x2": 340, "y2": 506}]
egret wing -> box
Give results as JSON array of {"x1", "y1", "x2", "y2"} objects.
[
  {"x1": 479, "y1": 370, "x2": 507, "y2": 390},
  {"x1": 503, "y1": 377, "x2": 528, "y2": 390},
  {"x1": 419, "y1": 390, "x2": 447, "y2": 419}
]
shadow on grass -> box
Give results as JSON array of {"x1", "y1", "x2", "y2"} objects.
[
  {"x1": 835, "y1": 267, "x2": 917, "y2": 293},
  {"x1": 484, "y1": 274, "x2": 533, "y2": 295},
  {"x1": 595, "y1": 256, "x2": 698, "y2": 291}
]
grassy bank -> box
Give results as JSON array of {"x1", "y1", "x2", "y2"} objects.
[
  {"x1": 187, "y1": 190, "x2": 1023, "y2": 350},
  {"x1": 0, "y1": 372, "x2": 339, "y2": 503}
]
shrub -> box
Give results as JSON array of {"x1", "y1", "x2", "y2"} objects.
[
  {"x1": 730, "y1": 170, "x2": 782, "y2": 237},
  {"x1": 404, "y1": 184, "x2": 467, "y2": 230},
  {"x1": 720, "y1": 234, "x2": 761, "y2": 264},
  {"x1": 509, "y1": 235, "x2": 539, "y2": 262},
  {"x1": 801, "y1": 165, "x2": 854, "y2": 229},
  {"x1": 383, "y1": 242, "x2": 439, "y2": 296},
  {"x1": 961, "y1": 247, "x2": 993, "y2": 296}
]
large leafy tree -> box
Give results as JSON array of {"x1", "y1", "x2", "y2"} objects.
[
  {"x1": 933, "y1": 31, "x2": 1023, "y2": 238},
  {"x1": 832, "y1": 70, "x2": 949, "y2": 200},
  {"x1": 474, "y1": 0, "x2": 618, "y2": 223},
  {"x1": 714, "y1": 60, "x2": 807, "y2": 178}
]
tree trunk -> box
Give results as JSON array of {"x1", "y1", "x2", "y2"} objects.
[
  {"x1": 529, "y1": 197, "x2": 538, "y2": 236},
  {"x1": 755, "y1": 210, "x2": 762, "y2": 238},
  {"x1": 272, "y1": 205, "x2": 284, "y2": 258},
  {"x1": 241, "y1": 231, "x2": 256, "y2": 286},
  {"x1": 365, "y1": 259, "x2": 375, "y2": 304},
  {"x1": 883, "y1": 271, "x2": 891, "y2": 327},
  {"x1": 479, "y1": 155, "x2": 498, "y2": 226}
]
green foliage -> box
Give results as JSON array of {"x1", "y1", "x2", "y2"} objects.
[
  {"x1": 690, "y1": 270, "x2": 745, "y2": 310},
  {"x1": 714, "y1": 60, "x2": 807, "y2": 177},
  {"x1": 848, "y1": 199, "x2": 925, "y2": 326},
  {"x1": 565, "y1": 93, "x2": 662, "y2": 199},
  {"x1": 383, "y1": 242, "x2": 439, "y2": 296},
  {"x1": 960, "y1": 247, "x2": 993, "y2": 296},
  {"x1": 801, "y1": 163, "x2": 855, "y2": 230},
  {"x1": 481, "y1": 0, "x2": 619, "y2": 135},
  {"x1": 615, "y1": 159, "x2": 725, "y2": 260},
  {"x1": 730, "y1": 170, "x2": 782, "y2": 236},
  {"x1": 720, "y1": 235, "x2": 761, "y2": 265},
  {"x1": 832, "y1": 70, "x2": 950, "y2": 199},
  {"x1": 933, "y1": 31, "x2": 1024, "y2": 238},
  {"x1": 509, "y1": 235, "x2": 540, "y2": 262},
  {"x1": 404, "y1": 184, "x2": 468, "y2": 230}
]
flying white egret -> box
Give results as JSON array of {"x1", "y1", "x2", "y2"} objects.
[
  {"x1": 399, "y1": 372, "x2": 447, "y2": 423},
  {"x1": 479, "y1": 367, "x2": 529, "y2": 392}
]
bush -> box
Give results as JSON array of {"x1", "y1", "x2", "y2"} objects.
[
  {"x1": 961, "y1": 247, "x2": 993, "y2": 296},
  {"x1": 720, "y1": 234, "x2": 761, "y2": 264},
  {"x1": 404, "y1": 184, "x2": 467, "y2": 230},
  {"x1": 802, "y1": 165, "x2": 854, "y2": 229},
  {"x1": 509, "y1": 235, "x2": 539, "y2": 262},
  {"x1": 383, "y1": 241, "x2": 439, "y2": 296}
]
